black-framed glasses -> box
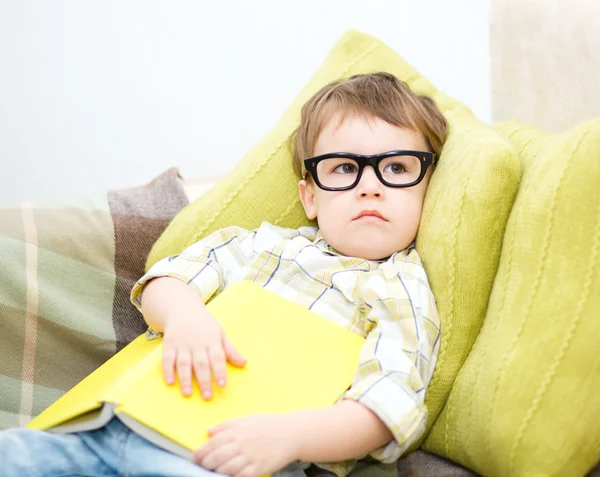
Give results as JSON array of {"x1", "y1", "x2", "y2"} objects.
[{"x1": 303, "y1": 150, "x2": 437, "y2": 191}]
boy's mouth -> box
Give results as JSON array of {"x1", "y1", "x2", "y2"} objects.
[{"x1": 354, "y1": 210, "x2": 387, "y2": 221}]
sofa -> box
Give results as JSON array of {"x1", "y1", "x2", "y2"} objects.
[{"x1": 1, "y1": 1, "x2": 598, "y2": 476}]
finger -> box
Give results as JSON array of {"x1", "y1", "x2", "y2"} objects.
[
  {"x1": 215, "y1": 454, "x2": 248, "y2": 476},
  {"x1": 223, "y1": 337, "x2": 247, "y2": 368},
  {"x1": 161, "y1": 347, "x2": 177, "y2": 385},
  {"x1": 208, "y1": 419, "x2": 236, "y2": 436},
  {"x1": 208, "y1": 345, "x2": 227, "y2": 388},
  {"x1": 193, "y1": 432, "x2": 229, "y2": 462},
  {"x1": 237, "y1": 463, "x2": 259, "y2": 477},
  {"x1": 192, "y1": 349, "x2": 213, "y2": 400},
  {"x1": 198, "y1": 442, "x2": 239, "y2": 471},
  {"x1": 175, "y1": 349, "x2": 193, "y2": 396},
  {"x1": 193, "y1": 439, "x2": 216, "y2": 462}
]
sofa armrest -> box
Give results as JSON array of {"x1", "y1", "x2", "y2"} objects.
[{"x1": 182, "y1": 176, "x2": 222, "y2": 203}]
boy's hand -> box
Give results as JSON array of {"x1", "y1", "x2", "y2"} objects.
[
  {"x1": 193, "y1": 414, "x2": 299, "y2": 477},
  {"x1": 162, "y1": 311, "x2": 246, "y2": 399}
]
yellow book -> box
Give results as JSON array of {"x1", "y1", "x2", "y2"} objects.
[{"x1": 27, "y1": 280, "x2": 365, "y2": 460}]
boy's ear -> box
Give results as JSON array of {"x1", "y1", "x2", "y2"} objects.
[{"x1": 298, "y1": 179, "x2": 317, "y2": 220}]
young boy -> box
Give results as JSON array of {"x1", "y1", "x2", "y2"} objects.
[{"x1": 0, "y1": 72, "x2": 448, "y2": 477}]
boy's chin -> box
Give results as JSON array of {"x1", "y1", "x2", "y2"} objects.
[
  {"x1": 337, "y1": 241, "x2": 408, "y2": 261},
  {"x1": 323, "y1": 227, "x2": 415, "y2": 260}
]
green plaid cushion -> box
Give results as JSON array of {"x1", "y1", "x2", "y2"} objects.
[{"x1": 0, "y1": 169, "x2": 188, "y2": 428}]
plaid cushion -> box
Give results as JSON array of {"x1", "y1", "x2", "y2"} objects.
[{"x1": 0, "y1": 169, "x2": 188, "y2": 428}]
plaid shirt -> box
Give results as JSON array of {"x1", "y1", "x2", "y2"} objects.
[{"x1": 131, "y1": 222, "x2": 440, "y2": 476}]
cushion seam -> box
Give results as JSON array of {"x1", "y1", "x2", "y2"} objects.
[
  {"x1": 436, "y1": 155, "x2": 473, "y2": 457},
  {"x1": 464, "y1": 168, "x2": 524, "y2": 467},
  {"x1": 508, "y1": 127, "x2": 597, "y2": 474},
  {"x1": 483, "y1": 127, "x2": 574, "y2": 472},
  {"x1": 188, "y1": 139, "x2": 287, "y2": 245}
]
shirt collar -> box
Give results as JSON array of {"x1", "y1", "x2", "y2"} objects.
[{"x1": 313, "y1": 229, "x2": 341, "y2": 256}]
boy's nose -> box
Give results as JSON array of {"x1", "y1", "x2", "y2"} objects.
[{"x1": 356, "y1": 166, "x2": 383, "y2": 197}]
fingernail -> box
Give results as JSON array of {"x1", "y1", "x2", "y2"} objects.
[
  {"x1": 217, "y1": 379, "x2": 225, "y2": 387},
  {"x1": 202, "y1": 391, "x2": 212, "y2": 399},
  {"x1": 184, "y1": 386, "x2": 192, "y2": 395}
]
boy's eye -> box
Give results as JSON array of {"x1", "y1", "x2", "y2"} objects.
[
  {"x1": 383, "y1": 163, "x2": 406, "y2": 174},
  {"x1": 333, "y1": 163, "x2": 358, "y2": 174}
]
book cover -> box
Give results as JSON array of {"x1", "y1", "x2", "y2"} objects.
[{"x1": 27, "y1": 280, "x2": 365, "y2": 459}]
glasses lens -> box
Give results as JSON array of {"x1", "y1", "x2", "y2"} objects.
[
  {"x1": 378, "y1": 154, "x2": 422, "y2": 185},
  {"x1": 316, "y1": 158, "x2": 360, "y2": 188}
]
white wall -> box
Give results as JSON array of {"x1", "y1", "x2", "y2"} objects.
[{"x1": 0, "y1": 0, "x2": 491, "y2": 206}]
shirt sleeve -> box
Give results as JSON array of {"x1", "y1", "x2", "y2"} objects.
[
  {"x1": 341, "y1": 250, "x2": 441, "y2": 463},
  {"x1": 130, "y1": 226, "x2": 257, "y2": 312}
]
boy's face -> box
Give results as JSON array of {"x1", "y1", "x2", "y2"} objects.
[{"x1": 298, "y1": 113, "x2": 432, "y2": 260}]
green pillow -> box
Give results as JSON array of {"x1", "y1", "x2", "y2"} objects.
[
  {"x1": 147, "y1": 29, "x2": 520, "y2": 439},
  {"x1": 424, "y1": 118, "x2": 600, "y2": 476}
]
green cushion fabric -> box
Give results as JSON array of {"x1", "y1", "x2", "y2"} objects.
[
  {"x1": 424, "y1": 118, "x2": 600, "y2": 476},
  {"x1": 146, "y1": 29, "x2": 520, "y2": 439}
]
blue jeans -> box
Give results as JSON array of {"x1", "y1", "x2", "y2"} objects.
[{"x1": 0, "y1": 417, "x2": 307, "y2": 477}]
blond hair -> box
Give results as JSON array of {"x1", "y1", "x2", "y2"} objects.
[{"x1": 290, "y1": 72, "x2": 448, "y2": 177}]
